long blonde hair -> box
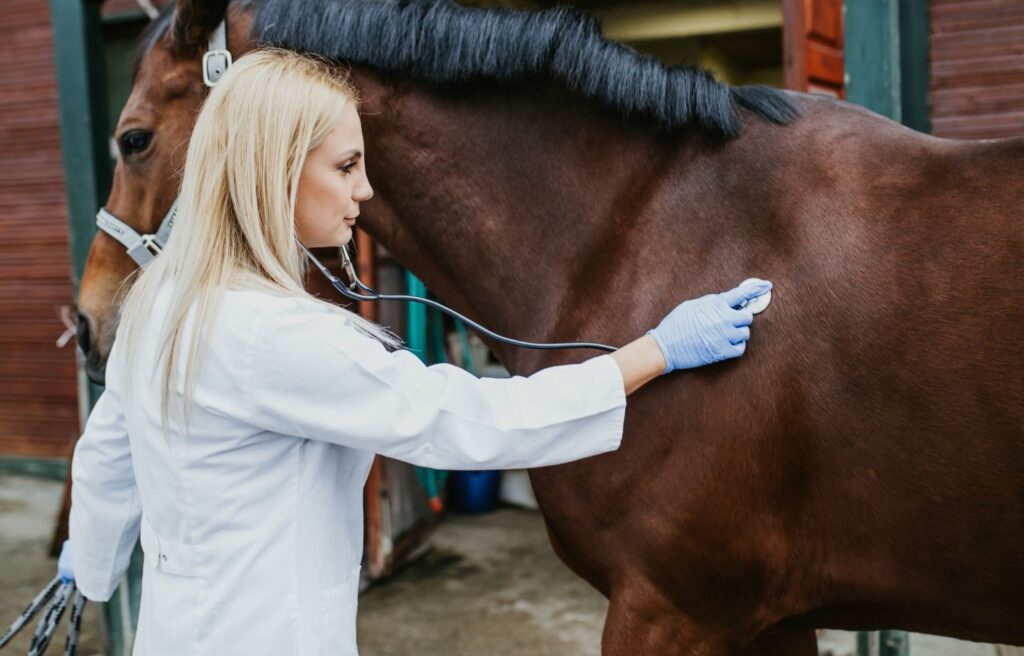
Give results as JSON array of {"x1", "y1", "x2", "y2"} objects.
[{"x1": 116, "y1": 48, "x2": 401, "y2": 442}]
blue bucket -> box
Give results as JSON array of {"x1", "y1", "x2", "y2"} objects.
[{"x1": 449, "y1": 470, "x2": 501, "y2": 514}]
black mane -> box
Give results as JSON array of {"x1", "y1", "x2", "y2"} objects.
[
  {"x1": 250, "y1": 0, "x2": 797, "y2": 136},
  {"x1": 144, "y1": 0, "x2": 798, "y2": 136}
]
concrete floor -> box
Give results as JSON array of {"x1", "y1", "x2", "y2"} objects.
[
  {"x1": 0, "y1": 472, "x2": 1015, "y2": 655},
  {"x1": 0, "y1": 473, "x2": 106, "y2": 655}
]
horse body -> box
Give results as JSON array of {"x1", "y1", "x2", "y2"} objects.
[
  {"x1": 75, "y1": 1, "x2": 1022, "y2": 652},
  {"x1": 351, "y1": 69, "x2": 1024, "y2": 650}
]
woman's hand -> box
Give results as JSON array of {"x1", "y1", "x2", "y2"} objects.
[
  {"x1": 58, "y1": 539, "x2": 75, "y2": 583},
  {"x1": 647, "y1": 279, "x2": 772, "y2": 374}
]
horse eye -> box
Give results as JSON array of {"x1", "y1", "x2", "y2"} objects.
[{"x1": 119, "y1": 130, "x2": 153, "y2": 156}]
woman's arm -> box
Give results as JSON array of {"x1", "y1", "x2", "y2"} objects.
[
  {"x1": 248, "y1": 305, "x2": 627, "y2": 471},
  {"x1": 69, "y1": 340, "x2": 142, "y2": 602},
  {"x1": 609, "y1": 334, "x2": 666, "y2": 396}
]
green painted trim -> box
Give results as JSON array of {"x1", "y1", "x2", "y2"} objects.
[
  {"x1": 845, "y1": 0, "x2": 929, "y2": 133},
  {"x1": 880, "y1": 629, "x2": 910, "y2": 656},
  {"x1": 856, "y1": 631, "x2": 872, "y2": 656},
  {"x1": 428, "y1": 307, "x2": 447, "y2": 365},
  {"x1": 0, "y1": 457, "x2": 68, "y2": 481},
  {"x1": 52, "y1": 0, "x2": 112, "y2": 302},
  {"x1": 405, "y1": 271, "x2": 428, "y2": 361},
  {"x1": 898, "y1": 0, "x2": 930, "y2": 133},
  {"x1": 845, "y1": 0, "x2": 901, "y2": 122},
  {"x1": 858, "y1": 630, "x2": 912, "y2": 656}
]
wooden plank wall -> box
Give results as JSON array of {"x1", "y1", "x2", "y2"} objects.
[
  {"x1": 931, "y1": 0, "x2": 1024, "y2": 138},
  {"x1": 0, "y1": 1, "x2": 81, "y2": 459},
  {"x1": 783, "y1": 0, "x2": 845, "y2": 97}
]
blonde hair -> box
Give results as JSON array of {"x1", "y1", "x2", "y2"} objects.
[{"x1": 117, "y1": 48, "x2": 401, "y2": 442}]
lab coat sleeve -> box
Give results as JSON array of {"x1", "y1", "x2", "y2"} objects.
[
  {"x1": 69, "y1": 338, "x2": 142, "y2": 602},
  {"x1": 248, "y1": 302, "x2": 627, "y2": 470}
]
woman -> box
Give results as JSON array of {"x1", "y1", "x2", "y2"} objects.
[{"x1": 64, "y1": 49, "x2": 770, "y2": 655}]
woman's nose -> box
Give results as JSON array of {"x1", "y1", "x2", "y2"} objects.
[{"x1": 355, "y1": 182, "x2": 373, "y2": 202}]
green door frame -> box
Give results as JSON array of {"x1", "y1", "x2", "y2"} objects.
[
  {"x1": 51, "y1": 1, "x2": 142, "y2": 654},
  {"x1": 845, "y1": 0, "x2": 930, "y2": 133},
  {"x1": 844, "y1": 1, "x2": 929, "y2": 654}
]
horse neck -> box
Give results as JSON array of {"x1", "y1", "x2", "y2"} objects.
[{"x1": 349, "y1": 68, "x2": 744, "y2": 372}]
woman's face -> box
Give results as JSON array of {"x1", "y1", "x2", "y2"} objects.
[{"x1": 294, "y1": 103, "x2": 373, "y2": 248}]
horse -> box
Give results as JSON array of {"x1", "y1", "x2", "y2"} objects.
[{"x1": 74, "y1": 1, "x2": 1023, "y2": 654}]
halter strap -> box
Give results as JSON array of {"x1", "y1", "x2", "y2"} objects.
[
  {"x1": 95, "y1": 199, "x2": 177, "y2": 268},
  {"x1": 95, "y1": 20, "x2": 230, "y2": 268}
]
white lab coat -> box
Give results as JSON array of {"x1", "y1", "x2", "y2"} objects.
[{"x1": 70, "y1": 278, "x2": 626, "y2": 655}]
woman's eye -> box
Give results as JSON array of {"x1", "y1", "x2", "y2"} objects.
[
  {"x1": 340, "y1": 162, "x2": 357, "y2": 175},
  {"x1": 119, "y1": 130, "x2": 153, "y2": 156}
]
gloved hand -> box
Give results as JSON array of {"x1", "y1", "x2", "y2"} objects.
[
  {"x1": 647, "y1": 279, "x2": 772, "y2": 374},
  {"x1": 58, "y1": 539, "x2": 75, "y2": 583}
]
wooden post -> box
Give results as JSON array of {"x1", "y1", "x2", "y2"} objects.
[
  {"x1": 355, "y1": 230, "x2": 392, "y2": 579},
  {"x1": 782, "y1": 0, "x2": 845, "y2": 97}
]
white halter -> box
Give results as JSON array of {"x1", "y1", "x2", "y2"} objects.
[{"x1": 94, "y1": 20, "x2": 231, "y2": 268}]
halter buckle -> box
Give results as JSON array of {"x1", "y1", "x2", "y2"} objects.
[
  {"x1": 140, "y1": 234, "x2": 163, "y2": 257},
  {"x1": 202, "y1": 49, "x2": 232, "y2": 87}
]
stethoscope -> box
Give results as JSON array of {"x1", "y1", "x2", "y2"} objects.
[{"x1": 297, "y1": 240, "x2": 618, "y2": 353}]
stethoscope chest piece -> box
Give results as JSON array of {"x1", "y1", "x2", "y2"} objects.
[{"x1": 740, "y1": 278, "x2": 772, "y2": 314}]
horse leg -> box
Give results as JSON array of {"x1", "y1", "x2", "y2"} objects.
[
  {"x1": 600, "y1": 584, "x2": 727, "y2": 656},
  {"x1": 603, "y1": 602, "x2": 817, "y2": 656},
  {"x1": 600, "y1": 580, "x2": 818, "y2": 656},
  {"x1": 740, "y1": 628, "x2": 818, "y2": 655}
]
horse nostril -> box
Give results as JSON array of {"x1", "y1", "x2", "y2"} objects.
[{"x1": 77, "y1": 315, "x2": 92, "y2": 355}]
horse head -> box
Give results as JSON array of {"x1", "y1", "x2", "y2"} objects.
[{"x1": 77, "y1": 0, "x2": 239, "y2": 385}]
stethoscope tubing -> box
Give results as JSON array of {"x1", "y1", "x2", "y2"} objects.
[{"x1": 297, "y1": 241, "x2": 617, "y2": 353}]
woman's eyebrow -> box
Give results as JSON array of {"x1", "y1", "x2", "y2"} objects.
[{"x1": 337, "y1": 149, "x2": 362, "y2": 160}]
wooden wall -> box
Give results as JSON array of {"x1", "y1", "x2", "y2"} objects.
[
  {"x1": 930, "y1": 0, "x2": 1024, "y2": 138},
  {"x1": 0, "y1": 0, "x2": 81, "y2": 459},
  {"x1": 0, "y1": 0, "x2": 157, "y2": 461}
]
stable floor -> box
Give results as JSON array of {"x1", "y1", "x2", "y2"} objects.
[{"x1": 0, "y1": 472, "x2": 1010, "y2": 655}]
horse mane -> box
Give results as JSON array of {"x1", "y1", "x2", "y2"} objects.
[
  {"x1": 141, "y1": 0, "x2": 798, "y2": 137},
  {"x1": 252, "y1": 0, "x2": 797, "y2": 136}
]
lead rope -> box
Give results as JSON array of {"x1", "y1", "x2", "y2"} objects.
[
  {"x1": 0, "y1": 577, "x2": 87, "y2": 655},
  {"x1": 61, "y1": 593, "x2": 86, "y2": 656}
]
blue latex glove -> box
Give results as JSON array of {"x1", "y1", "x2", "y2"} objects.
[
  {"x1": 647, "y1": 279, "x2": 772, "y2": 374},
  {"x1": 58, "y1": 539, "x2": 75, "y2": 583}
]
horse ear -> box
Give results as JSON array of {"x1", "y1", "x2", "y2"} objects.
[{"x1": 169, "y1": 0, "x2": 230, "y2": 59}]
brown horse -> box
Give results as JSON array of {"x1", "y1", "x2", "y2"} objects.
[{"x1": 75, "y1": 1, "x2": 1023, "y2": 654}]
